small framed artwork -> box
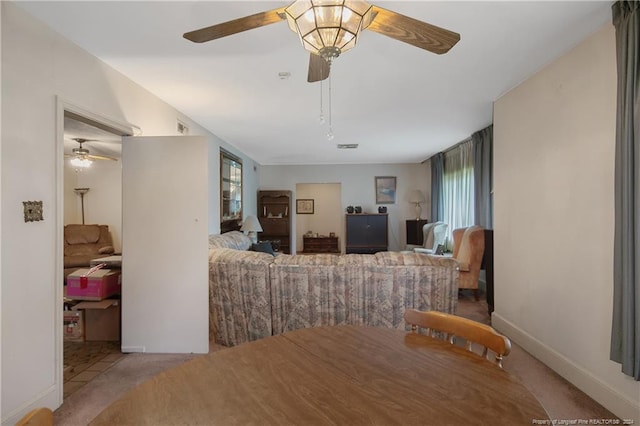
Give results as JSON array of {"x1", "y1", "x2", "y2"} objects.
[
  {"x1": 375, "y1": 176, "x2": 397, "y2": 204},
  {"x1": 296, "y1": 199, "x2": 314, "y2": 214}
]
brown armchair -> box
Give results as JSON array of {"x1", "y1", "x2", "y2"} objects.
[
  {"x1": 452, "y1": 226, "x2": 485, "y2": 300},
  {"x1": 64, "y1": 224, "x2": 115, "y2": 278}
]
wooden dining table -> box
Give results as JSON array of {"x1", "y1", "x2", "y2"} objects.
[{"x1": 91, "y1": 325, "x2": 549, "y2": 425}]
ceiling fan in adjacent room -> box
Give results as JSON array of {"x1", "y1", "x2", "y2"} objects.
[
  {"x1": 183, "y1": 0, "x2": 460, "y2": 82},
  {"x1": 65, "y1": 138, "x2": 118, "y2": 169}
]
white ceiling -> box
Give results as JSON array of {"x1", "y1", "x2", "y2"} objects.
[
  {"x1": 17, "y1": 1, "x2": 612, "y2": 165},
  {"x1": 64, "y1": 116, "x2": 123, "y2": 161}
]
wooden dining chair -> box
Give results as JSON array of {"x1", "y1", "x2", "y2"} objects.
[
  {"x1": 15, "y1": 407, "x2": 53, "y2": 426},
  {"x1": 404, "y1": 309, "x2": 511, "y2": 368}
]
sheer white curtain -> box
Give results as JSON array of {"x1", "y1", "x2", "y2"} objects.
[{"x1": 442, "y1": 140, "x2": 475, "y2": 250}]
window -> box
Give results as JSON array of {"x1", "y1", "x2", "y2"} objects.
[
  {"x1": 220, "y1": 149, "x2": 242, "y2": 232},
  {"x1": 441, "y1": 140, "x2": 475, "y2": 249},
  {"x1": 431, "y1": 125, "x2": 492, "y2": 250}
]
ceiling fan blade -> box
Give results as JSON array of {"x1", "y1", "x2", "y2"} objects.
[
  {"x1": 87, "y1": 154, "x2": 118, "y2": 162},
  {"x1": 183, "y1": 7, "x2": 286, "y2": 43},
  {"x1": 307, "y1": 54, "x2": 330, "y2": 83},
  {"x1": 366, "y1": 6, "x2": 460, "y2": 55}
]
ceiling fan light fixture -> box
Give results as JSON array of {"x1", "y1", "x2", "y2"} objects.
[
  {"x1": 285, "y1": 0, "x2": 373, "y2": 60},
  {"x1": 70, "y1": 156, "x2": 92, "y2": 168}
]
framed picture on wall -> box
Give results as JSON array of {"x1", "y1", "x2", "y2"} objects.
[
  {"x1": 296, "y1": 199, "x2": 314, "y2": 214},
  {"x1": 375, "y1": 176, "x2": 397, "y2": 204}
]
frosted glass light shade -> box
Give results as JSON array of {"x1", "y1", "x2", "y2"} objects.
[
  {"x1": 70, "y1": 157, "x2": 92, "y2": 168},
  {"x1": 284, "y1": 0, "x2": 374, "y2": 60}
]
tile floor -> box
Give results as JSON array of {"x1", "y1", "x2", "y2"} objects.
[{"x1": 63, "y1": 341, "x2": 125, "y2": 399}]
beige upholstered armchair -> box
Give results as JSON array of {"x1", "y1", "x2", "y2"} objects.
[
  {"x1": 452, "y1": 226, "x2": 485, "y2": 300},
  {"x1": 64, "y1": 224, "x2": 115, "y2": 278},
  {"x1": 414, "y1": 222, "x2": 448, "y2": 255}
]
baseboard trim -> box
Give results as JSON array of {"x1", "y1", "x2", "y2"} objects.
[
  {"x1": 122, "y1": 346, "x2": 146, "y2": 353},
  {"x1": 492, "y1": 313, "x2": 639, "y2": 421},
  {"x1": 2, "y1": 384, "x2": 58, "y2": 425}
]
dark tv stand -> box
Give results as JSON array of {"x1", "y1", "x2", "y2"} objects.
[{"x1": 345, "y1": 213, "x2": 388, "y2": 254}]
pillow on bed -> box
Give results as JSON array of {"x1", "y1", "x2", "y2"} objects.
[{"x1": 250, "y1": 242, "x2": 275, "y2": 256}]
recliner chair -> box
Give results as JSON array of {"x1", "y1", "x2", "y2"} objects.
[
  {"x1": 64, "y1": 224, "x2": 115, "y2": 279},
  {"x1": 414, "y1": 222, "x2": 448, "y2": 255},
  {"x1": 452, "y1": 225, "x2": 485, "y2": 300}
]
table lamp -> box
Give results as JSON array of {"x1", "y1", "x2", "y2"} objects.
[
  {"x1": 408, "y1": 189, "x2": 426, "y2": 220},
  {"x1": 241, "y1": 215, "x2": 263, "y2": 244}
]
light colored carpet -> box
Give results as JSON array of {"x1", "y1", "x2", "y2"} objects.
[
  {"x1": 55, "y1": 292, "x2": 618, "y2": 425},
  {"x1": 55, "y1": 353, "x2": 206, "y2": 425}
]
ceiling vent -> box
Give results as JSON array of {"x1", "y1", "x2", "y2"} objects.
[
  {"x1": 337, "y1": 144, "x2": 358, "y2": 149},
  {"x1": 177, "y1": 120, "x2": 189, "y2": 135}
]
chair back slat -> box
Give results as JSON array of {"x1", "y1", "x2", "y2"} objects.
[{"x1": 404, "y1": 309, "x2": 511, "y2": 368}]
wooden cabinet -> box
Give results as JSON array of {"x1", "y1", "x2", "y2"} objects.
[
  {"x1": 303, "y1": 236, "x2": 340, "y2": 254},
  {"x1": 406, "y1": 220, "x2": 430, "y2": 246},
  {"x1": 257, "y1": 190, "x2": 291, "y2": 254},
  {"x1": 482, "y1": 229, "x2": 494, "y2": 314},
  {"x1": 345, "y1": 214, "x2": 388, "y2": 254}
]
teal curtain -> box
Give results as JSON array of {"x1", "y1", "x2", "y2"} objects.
[
  {"x1": 472, "y1": 125, "x2": 493, "y2": 229},
  {"x1": 611, "y1": 0, "x2": 640, "y2": 380},
  {"x1": 430, "y1": 153, "x2": 444, "y2": 222}
]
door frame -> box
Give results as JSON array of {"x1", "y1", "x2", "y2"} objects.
[{"x1": 55, "y1": 97, "x2": 139, "y2": 404}]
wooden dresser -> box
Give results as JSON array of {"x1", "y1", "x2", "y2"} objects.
[{"x1": 303, "y1": 236, "x2": 340, "y2": 253}]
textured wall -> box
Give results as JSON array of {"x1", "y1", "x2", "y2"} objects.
[{"x1": 493, "y1": 23, "x2": 639, "y2": 419}]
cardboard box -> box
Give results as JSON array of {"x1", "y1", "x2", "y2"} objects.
[
  {"x1": 66, "y1": 269, "x2": 121, "y2": 301},
  {"x1": 72, "y1": 299, "x2": 120, "y2": 341},
  {"x1": 63, "y1": 310, "x2": 84, "y2": 342}
]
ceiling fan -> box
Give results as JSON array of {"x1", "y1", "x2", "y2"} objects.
[
  {"x1": 183, "y1": 0, "x2": 460, "y2": 82},
  {"x1": 66, "y1": 138, "x2": 118, "y2": 168}
]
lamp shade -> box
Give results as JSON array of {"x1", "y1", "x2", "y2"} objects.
[
  {"x1": 284, "y1": 0, "x2": 374, "y2": 60},
  {"x1": 241, "y1": 215, "x2": 263, "y2": 233},
  {"x1": 408, "y1": 190, "x2": 426, "y2": 204}
]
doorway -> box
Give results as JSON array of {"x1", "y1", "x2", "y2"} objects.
[
  {"x1": 59, "y1": 104, "x2": 134, "y2": 400},
  {"x1": 63, "y1": 112, "x2": 124, "y2": 249},
  {"x1": 295, "y1": 183, "x2": 343, "y2": 253}
]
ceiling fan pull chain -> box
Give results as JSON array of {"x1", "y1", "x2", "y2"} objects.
[
  {"x1": 327, "y1": 72, "x2": 334, "y2": 141},
  {"x1": 319, "y1": 79, "x2": 325, "y2": 125}
]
